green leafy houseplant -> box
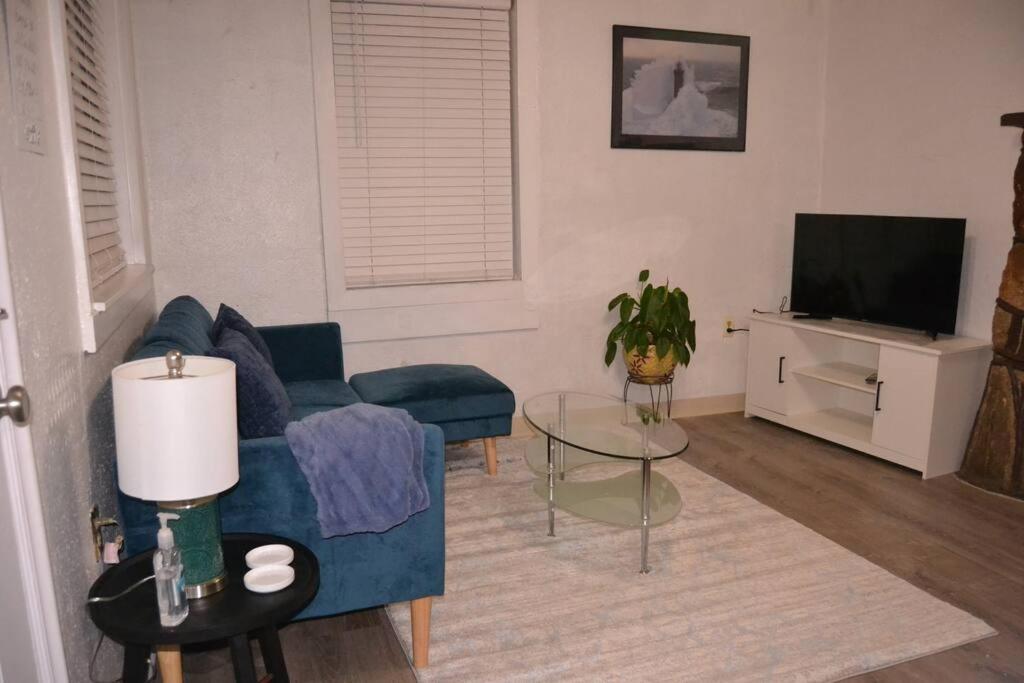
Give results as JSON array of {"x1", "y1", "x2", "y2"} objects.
[{"x1": 604, "y1": 270, "x2": 697, "y2": 376}]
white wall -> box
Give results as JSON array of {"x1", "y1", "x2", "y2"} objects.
[
  {"x1": 0, "y1": 0, "x2": 155, "y2": 678},
  {"x1": 819, "y1": 0, "x2": 1024, "y2": 340},
  {"x1": 133, "y1": 0, "x2": 830, "y2": 403},
  {"x1": 131, "y1": 0, "x2": 327, "y2": 326}
]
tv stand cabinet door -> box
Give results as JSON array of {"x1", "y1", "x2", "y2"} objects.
[
  {"x1": 746, "y1": 322, "x2": 795, "y2": 414},
  {"x1": 870, "y1": 347, "x2": 937, "y2": 460}
]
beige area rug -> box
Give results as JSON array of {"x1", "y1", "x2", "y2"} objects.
[{"x1": 387, "y1": 438, "x2": 994, "y2": 682}]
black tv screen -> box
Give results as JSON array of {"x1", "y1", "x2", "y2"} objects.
[{"x1": 791, "y1": 213, "x2": 966, "y2": 335}]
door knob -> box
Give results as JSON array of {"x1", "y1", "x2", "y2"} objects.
[{"x1": 0, "y1": 385, "x2": 30, "y2": 426}]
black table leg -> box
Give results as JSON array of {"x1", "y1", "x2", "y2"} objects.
[
  {"x1": 121, "y1": 643, "x2": 150, "y2": 683},
  {"x1": 257, "y1": 626, "x2": 289, "y2": 682},
  {"x1": 229, "y1": 634, "x2": 258, "y2": 683}
]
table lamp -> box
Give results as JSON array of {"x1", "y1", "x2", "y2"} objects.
[{"x1": 112, "y1": 351, "x2": 238, "y2": 598}]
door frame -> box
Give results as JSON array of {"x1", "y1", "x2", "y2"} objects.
[{"x1": 0, "y1": 184, "x2": 69, "y2": 681}]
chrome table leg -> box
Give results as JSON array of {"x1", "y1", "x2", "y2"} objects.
[
  {"x1": 558, "y1": 393, "x2": 566, "y2": 480},
  {"x1": 547, "y1": 430, "x2": 555, "y2": 537},
  {"x1": 640, "y1": 458, "x2": 652, "y2": 574}
]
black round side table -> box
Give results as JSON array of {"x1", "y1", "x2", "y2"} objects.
[{"x1": 88, "y1": 533, "x2": 319, "y2": 683}]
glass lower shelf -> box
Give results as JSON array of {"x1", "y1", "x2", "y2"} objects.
[
  {"x1": 524, "y1": 437, "x2": 615, "y2": 475},
  {"x1": 524, "y1": 439, "x2": 681, "y2": 528}
]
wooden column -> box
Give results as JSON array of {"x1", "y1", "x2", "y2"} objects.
[{"x1": 960, "y1": 112, "x2": 1024, "y2": 498}]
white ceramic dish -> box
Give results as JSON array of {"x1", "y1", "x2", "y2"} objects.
[
  {"x1": 243, "y1": 565, "x2": 295, "y2": 594},
  {"x1": 245, "y1": 544, "x2": 294, "y2": 569}
]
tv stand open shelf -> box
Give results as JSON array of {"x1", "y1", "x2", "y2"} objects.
[
  {"x1": 790, "y1": 361, "x2": 876, "y2": 394},
  {"x1": 744, "y1": 314, "x2": 990, "y2": 478},
  {"x1": 784, "y1": 407, "x2": 874, "y2": 444}
]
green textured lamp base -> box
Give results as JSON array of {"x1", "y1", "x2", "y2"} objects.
[{"x1": 159, "y1": 496, "x2": 227, "y2": 599}]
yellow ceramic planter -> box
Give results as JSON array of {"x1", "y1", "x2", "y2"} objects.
[{"x1": 624, "y1": 346, "x2": 676, "y2": 380}]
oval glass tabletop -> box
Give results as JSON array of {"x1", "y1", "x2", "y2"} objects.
[{"x1": 522, "y1": 391, "x2": 689, "y2": 461}]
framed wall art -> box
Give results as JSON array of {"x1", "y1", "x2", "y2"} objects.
[{"x1": 612, "y1": 25, "x2": 750, "y2": 151}]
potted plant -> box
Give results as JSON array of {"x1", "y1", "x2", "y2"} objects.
[{"x1": 604, "y1": 270, "x2": 697, "y2": 379}]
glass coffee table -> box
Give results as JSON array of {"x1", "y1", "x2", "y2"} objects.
[{"x1": 522, "y1": 392, "x2": 690, "y2": 574}]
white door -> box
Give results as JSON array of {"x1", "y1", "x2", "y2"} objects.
[
  {"x1": 0, "y1": 189, "x2": 68, "y2": 681},
  {"x1": 871, "y1": 346, "x2": 937, "y2": 461},
  {"x1": 746, "y1": 322, "x2": 795, "y2": 414}
]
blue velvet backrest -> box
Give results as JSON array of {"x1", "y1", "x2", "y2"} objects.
[{"x1": 134, "y1": 295, "x2": 214, "y2": 360}]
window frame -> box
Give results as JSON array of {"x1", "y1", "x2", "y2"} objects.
[
  {"x1": 49, "y1": 0, "x2": 152, "y2": 353},
  {"x1": 308, "y1": 0, "x2": 540, "y2": 342}
]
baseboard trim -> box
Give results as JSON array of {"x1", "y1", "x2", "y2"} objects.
[
  {"x1": 670, "y1": 392, "x2": 746, "y2": 418},
  {"x1": 509, "y1": 392, "x2": 746, "y2": 437}
]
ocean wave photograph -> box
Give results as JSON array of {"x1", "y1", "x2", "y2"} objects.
[{"x1": 612, "y1": 26, "x2": 749, "y2": 151}]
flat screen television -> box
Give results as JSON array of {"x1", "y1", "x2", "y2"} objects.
[{"x1": 790, "y1": 213, "x2": 966, "y2": 336}]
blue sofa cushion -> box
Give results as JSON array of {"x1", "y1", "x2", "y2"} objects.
[
  {"x1": 258, "y1": 323, "x2": 344, "y2": 383},
  {"x1": 290, "y1": 404, "x2": 340, "y2": 421},
  {"x1": 209, "y1": 328, "x2": 292, "y2": 438},
  {"x1": 141, "y1": 295, "x2": 215, "y2": 355},
  {"x1": 212, "y1": 304, "x2": 274, "y2": 365},
  {"x1": 285, "y1": 379, "x2": 362, "y2": 407},
  {"x1": 349, "y1": 364, "x2": 515, "y2": 425}
]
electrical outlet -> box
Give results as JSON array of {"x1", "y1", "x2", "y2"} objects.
[{"x1": 90, "y1": 505, "x2": 121, "y2": 563}]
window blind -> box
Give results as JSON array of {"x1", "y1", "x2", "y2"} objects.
[
  {"x1": 332, "y1": 0, "x2": 514, "y2": 288},
  {"x1": 65, "y1": 0, "x2": 126, "y2": 288}
]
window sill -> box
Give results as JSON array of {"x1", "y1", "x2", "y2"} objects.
[
  {"x1": 329, "y1": 279, "x2": 539, "y2": 342},
  {"x1": 87, "y1": 264, "x2": 154, "y2": 352}
]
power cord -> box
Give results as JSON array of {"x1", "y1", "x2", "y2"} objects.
[
  {"x1": 753, "y1": 295, "x2": 790, "y2": 316},
  {"x1": 87, "y1": 575, "x2": 158, "y2": 683},
  {"x1": 86, "y1": 574, "x2": 155, "y2": 604}
]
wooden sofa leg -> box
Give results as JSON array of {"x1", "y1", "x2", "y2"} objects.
[
  {"x1": 483, "y1": 437, "x2": 498, "y2": 475},
  {"x1": 410, "y1": 596, "x2": 432, "y2": 668}
]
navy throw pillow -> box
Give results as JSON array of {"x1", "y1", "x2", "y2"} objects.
[
  {"x1": 212, "y1": 304, "x2": 274, "y2": 366},
  {"x1": 209, "y1": 327, "x2": 292, "y2": 439}
]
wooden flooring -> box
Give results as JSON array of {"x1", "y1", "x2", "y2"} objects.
[{"x1": 180, "y1": 413, "x2": 1024, "y2": 682}]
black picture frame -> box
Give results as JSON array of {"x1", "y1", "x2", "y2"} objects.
[{"x1": 611, "y1": 25, "x2": 750, "y2": 152}]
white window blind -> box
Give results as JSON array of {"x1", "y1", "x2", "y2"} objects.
[
  {"x1": 332, "y1": 0, "x2": 514, "y2": 288},
  {"x1": 65, "y1": 0, "x2": 126, "y2": 288}
]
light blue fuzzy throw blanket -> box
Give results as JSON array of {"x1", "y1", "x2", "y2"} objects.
[{"x1": 284, "y1": 403, "x2": 429, "y2": 537}]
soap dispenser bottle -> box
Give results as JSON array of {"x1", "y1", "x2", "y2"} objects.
[{"x1": 154, "y1": 512, "x2": 188, "y2": 626}]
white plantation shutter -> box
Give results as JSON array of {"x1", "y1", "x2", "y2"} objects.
[
  {"x1": 65, "y1": 0, "x2": 127, "y2": 288},
  {"x1": 332, "y1": 0, "x2": 514, "y2": 288}
]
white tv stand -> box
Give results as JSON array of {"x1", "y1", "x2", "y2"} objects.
[{"x1": 744, "y1": 314, "x2": 990, "y2": 478}]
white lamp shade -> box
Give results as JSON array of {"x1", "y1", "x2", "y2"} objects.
[{"x1": 112, "y1": 355, "x2": 239, "y2": 501}]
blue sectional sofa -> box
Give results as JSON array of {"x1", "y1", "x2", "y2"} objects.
[{"x1": 119, "y1": 296, "x2": 514, "y2": 667}]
